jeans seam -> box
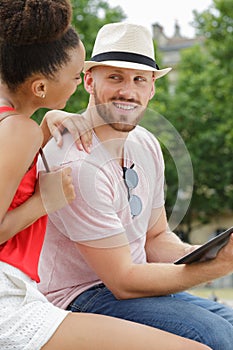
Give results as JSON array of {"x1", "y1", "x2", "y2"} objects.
[{"x1": 69, "y1": 285, "x2": 106, "y2": 312}]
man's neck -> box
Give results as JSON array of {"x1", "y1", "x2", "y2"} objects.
[
  {"x1": 94, "y1": 123, "x2": 127, "y2": 167},
  {"x1": 85, "y1": 99, "x2": 130, "y2": 165}
]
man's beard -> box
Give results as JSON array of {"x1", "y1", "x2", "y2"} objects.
[{"x1": 93, "y1": 87, "x2": 145, "y2": 132}]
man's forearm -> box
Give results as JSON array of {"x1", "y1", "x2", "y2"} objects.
[
  {"x1": 115, "y1": 257, "x2": 231, "y2": 300},
  {"x1": 146, "y1": 230, "x2": 193, "y2": 263}
]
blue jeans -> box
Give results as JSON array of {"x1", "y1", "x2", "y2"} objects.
[{"x1": 67, "y1": 284, "x2": 233, "y2": 350}]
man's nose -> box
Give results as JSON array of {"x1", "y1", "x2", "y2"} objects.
[{"x1": 118, "y1": 81, "x2": 136, "y2": 99}]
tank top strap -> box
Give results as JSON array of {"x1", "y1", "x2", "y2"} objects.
[
  {"x1": 0, "y1": 105, "x2": 16, "y2": 123},
  {"x1": 0, "y1": 106, "x2": 15, "y2": 113}
]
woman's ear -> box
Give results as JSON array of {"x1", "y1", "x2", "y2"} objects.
[
  {"x1": 84, "y1": 71, "x2": 94, "y2": 94},
  {"x1": 32, "y1": 79, "x2": 47, "y2": 99}
]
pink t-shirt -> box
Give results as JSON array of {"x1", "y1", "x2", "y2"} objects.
[{"x1": 38, "y1": 126, "x2": 165, "y2": 309}]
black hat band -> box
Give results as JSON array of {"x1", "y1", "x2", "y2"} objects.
[{"x1": 90, "y1": 51, "x2": 159, "y2": 70}]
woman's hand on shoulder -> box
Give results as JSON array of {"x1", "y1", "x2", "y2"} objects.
[{"x1": 43, "y1": 110, "x2": 92, "y2": 153}]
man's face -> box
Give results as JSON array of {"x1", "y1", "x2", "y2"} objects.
[{"x1": 85, "y1": 66, "x2": 155, "y2": 132}]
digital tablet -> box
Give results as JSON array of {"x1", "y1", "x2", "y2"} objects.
[{"x1": 174, "y1": 226, "x2": 233, "y2": 265}]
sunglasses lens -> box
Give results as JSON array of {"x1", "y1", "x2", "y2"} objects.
[
  {"x1": 123, "y1": 165, "x2": 142, "y2": 218},
  {"x1": 125, "y1": 168, "x2": 138, "y2": 189},
  {"x1": 129, "y1": 194, "x2": 142, "y2": 217}
]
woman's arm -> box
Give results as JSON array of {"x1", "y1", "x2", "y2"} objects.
[
  {"x1": 0, "y1": 116, "x2": 43, "y2": 242},
  {"x1": 0, "y1": 116, "x2": 75, "y2": 244},
  {"x1": 40, "y1": 110, "x2": 92, "y2": 152}
]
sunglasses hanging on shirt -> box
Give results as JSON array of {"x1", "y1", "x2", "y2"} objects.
[{"x1": 122, "y1": 163, "x2": 142, "y2": 218}]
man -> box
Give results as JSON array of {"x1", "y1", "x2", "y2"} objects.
[{"x1": 38, "y1": 23, "x2": 233, "y2": 349}]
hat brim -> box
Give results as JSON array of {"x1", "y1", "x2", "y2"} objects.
[{"x1": 83, "y1": 60, "x2": 172, "y2": 79}]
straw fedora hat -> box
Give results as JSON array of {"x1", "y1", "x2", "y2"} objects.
[{"x1": 84, "y1": 22, "x2": 171, "y2": 79}]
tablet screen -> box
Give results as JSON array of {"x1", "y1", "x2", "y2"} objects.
[{"x1": 174, "y1": 226, "x2": 233, "y2": 265}]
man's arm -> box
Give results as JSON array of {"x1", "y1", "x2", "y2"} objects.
[
  {"x1": 76, "y1": 228, "x2": 233, "y2": 300},
  {"x1": 145, "y1": 207, "x2": 196, "y2": 263}
]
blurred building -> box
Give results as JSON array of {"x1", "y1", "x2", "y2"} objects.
[{"x1": 152, "y1": 21, "x2": 204, "y2": 91}]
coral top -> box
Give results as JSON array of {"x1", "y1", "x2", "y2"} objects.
[{"x1": 0, "y1": 106, "x2": 47, "y2": 282}]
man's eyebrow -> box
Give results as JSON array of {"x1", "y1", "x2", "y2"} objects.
[{"x1": 107, "y1": 68, "x2": 150, "y2": 75}]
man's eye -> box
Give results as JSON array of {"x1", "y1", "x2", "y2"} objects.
[
  {"x1": 109, "y1": 75, "x2": 120, "y2": 80},
  {"x1": 135, "y1": 76, "x2": 146, "y2": 82}
]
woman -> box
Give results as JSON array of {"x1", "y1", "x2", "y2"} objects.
[{"x1": 0, "y1": 1, "x2": 211, "y2": 349}]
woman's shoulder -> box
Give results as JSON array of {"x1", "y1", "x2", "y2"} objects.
[{"x1": 0, "y1": 113, "x2": 43, "y2": 148}]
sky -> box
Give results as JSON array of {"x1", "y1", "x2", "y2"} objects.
[{"x1": 107, "y1": 0, "x2": 213, "y2": 38}]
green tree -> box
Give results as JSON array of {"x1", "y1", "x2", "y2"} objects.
[
  {"x1": 194, "y1": 0, "x2": 233, "y2": 146},
  {"x1": 169, "y1": 45, "x2": 227, "y2": 231},
  {"x1": 165, "y1": 0, "x2": 233, "y2": 236}
]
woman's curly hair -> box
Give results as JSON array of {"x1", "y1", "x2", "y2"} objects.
[{"x1": 0, "y1": 0, "x2": 80, "y2": 90}]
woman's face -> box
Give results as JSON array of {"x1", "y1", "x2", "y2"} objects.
[{"x1": 45, "y1": 41, "x2": 85, "y2": 110}]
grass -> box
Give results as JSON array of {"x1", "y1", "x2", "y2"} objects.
[{"x1": 189, "y1": 287, "x2": 233, "y2": 300}]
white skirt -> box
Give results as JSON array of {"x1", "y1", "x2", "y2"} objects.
[{"x1": 0, "y1": 261, "x2": 69, "y2": 350}]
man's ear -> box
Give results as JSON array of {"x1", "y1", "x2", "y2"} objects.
[
  {"x1": 84, "y1": 71, "x2": 94, "y2": 94},
  {"x1": 149, "y1": 83, "x2": 156, "y2": 100},
  {"x1": 31, "y1": 79, "x2": 47, "y2": 99}
]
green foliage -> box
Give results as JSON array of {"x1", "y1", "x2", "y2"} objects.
[{"x1": 166, "y1": 0, "x2": 233, "y2": 234}]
